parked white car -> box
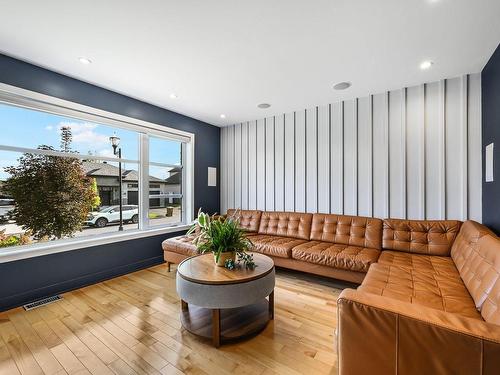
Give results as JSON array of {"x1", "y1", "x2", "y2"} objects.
[{"x1": 84, "y1": 205, "x2": 139, "y2": 228}]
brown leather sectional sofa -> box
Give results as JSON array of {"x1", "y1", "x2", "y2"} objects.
[
  {"x1": 163, "y1": 209, "x2": 500, "y2": 374},
  {"x1": 164, "y1": 209, "x2": 385, "y2": 283}
]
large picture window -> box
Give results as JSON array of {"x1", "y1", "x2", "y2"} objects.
[{"x1": 0, "y1": 88, "x2": 193, "y2": 258}]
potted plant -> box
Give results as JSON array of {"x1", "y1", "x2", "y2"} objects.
[{"x1": 187, "y1": 209, "x2": 255, "y2": 268}]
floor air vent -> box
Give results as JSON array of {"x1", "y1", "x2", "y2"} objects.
[{"x1": 23, "y1": 295, "x2": 62, "y2": 311}]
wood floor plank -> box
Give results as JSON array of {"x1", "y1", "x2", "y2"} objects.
[
  {"x1": 0, "y1": 334, "x2": 22, "y2": 375},
  {"x1": 108, "y1": 358, "x2": 139, "y2": 375},
  {"x1": 32, "y1": 320, "x2": 64, "y2": 350},
  {"x1": 61, "y1": 316, "x2": 119, "y2": 365},
  {"x1": 0, "y1": 265, "x2": 341, "y2": 374},
  {"x1": 43, "y1": 318, "x2": 114, "y2": 375},
  {"x1": 0, "y1": 320, "x2": 44, "y2": 375},
  {"x1": 8, "y1": 311, "x2": 64, "y2": 374},
  {"x1": 50, "y1": 343, "x2": 87, "y2": 374},
  {"x1": 83, "y1": 320, "x2": 159, "y2": 375},
  {"x1": 158, "y1": 363, "x2": 185, "y2": 375}
]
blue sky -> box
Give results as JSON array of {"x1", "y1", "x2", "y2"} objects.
[{"x1": 0, "y1": 103, "x2": 181, "y2": 180}]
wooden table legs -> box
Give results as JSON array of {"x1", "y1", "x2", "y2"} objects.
[
  {"x1": 269, "y1": 290, "x2": 274, "y2": 320},
  {"x1": 180, "y1": 294, "x2": 273, "y2": 348},
  {"x1": 212, "y1": 309, "x2": 221, "y2": 347}
]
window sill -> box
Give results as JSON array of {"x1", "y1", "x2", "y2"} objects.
[{"x1": 0, "y1": 224, "x2": 191, "y2": 264}]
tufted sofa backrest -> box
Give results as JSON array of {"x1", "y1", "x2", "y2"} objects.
[
  {"x1": 258, "y1": 211, "x2": 313, "y2": 240},
  {"x1": 475, "y1": 234, "x2": 500, "y2": 325},
  {"x1": 226, "y1": 209, "x2": 262, "y2": 233},
  {"x1": 310, "y1": 214, "x2": 383, "y2": 249},
  {"x1": 451, "y1": 220, "x2": 500, "y2": 318},
  {"x1": 382, "y1": 219, "x2": 462, "y2": 256}
]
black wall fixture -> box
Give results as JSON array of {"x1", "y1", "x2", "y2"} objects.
[{"x1": 0, "y1": 54, "x2": 220, "y2": 311}]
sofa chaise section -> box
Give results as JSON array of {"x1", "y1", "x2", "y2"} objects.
[{"x1": 337, "y1": 220, "x2": 500, "y2": 374}]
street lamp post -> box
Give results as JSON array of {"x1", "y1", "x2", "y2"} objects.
[{"x1": 109, "y1": 133, "x2": 123, "y2": 231}]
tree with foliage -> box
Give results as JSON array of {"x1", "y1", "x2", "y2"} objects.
[
  {"x1": 4, "y1": 127, "x2": 98, "y2": 239},
  {"x1": 60, "y1": 126, "x2": 73, "y2": 152},
  {"x1": 90, "y1": 178, "x2": 101, "y2": 209}
]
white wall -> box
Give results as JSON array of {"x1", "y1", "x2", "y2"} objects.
[{"x1": 221, "y1": 74, "x2": 482, "y2": 222}]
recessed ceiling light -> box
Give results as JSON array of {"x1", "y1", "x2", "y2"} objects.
[
  {"x1": 169, "y1": 93, "x2": 178, "y2": 99},
  {"x1": 220, "y1": 114, "x2": 226, "y2": 119},
  {"x1": 257, "y1": 103, "x2": 271, "y2": 109},
  {"x1": 420, "y1": 60, "x2": 434, "y2": 70},
  {"x1": 78, "y1": 57, "x2": 92, "y2": 65},
  {"x1": 333, "y1": 81, "x2": 351, "y2": 90}
]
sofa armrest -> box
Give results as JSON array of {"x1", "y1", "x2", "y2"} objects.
[{"x1": 337, "y1": 289, "x2": 500, "y2": 375}]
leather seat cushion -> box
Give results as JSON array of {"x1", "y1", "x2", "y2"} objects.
[
  {"x1": 383, "y1": 218, "x2": 462, "y2": 256},
  {"x1": 359, "y1": 263, "x2": 481, "y2": 319},
  {"x1": 162, "y1": 236, "x2": 198, "y2": 256},
  {"x1": 249, "y1": 234, "x2": 307, "y2": 258},
  {"x1": 378, "y1": 251, "x2": 458, "y2": 275},
  {"x1": 291, "y1": 241, "x2": 380, "y2": 272},
  {"x1": 226, "y1": 209, "x2": 262, "y2": 232}
]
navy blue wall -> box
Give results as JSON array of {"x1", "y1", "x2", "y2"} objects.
[
  {"x1": 482, "y1": 44, "x2": 500, "y2": 234},
  {"x1": 0, "y1": 54, "x2": 220, "y2": 311}
]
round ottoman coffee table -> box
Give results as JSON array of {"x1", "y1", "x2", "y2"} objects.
[{"x1": 176, "y1": 252, "x2": 275, "y2": 347}]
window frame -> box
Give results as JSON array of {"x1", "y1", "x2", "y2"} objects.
[
  {"x1": 0, "y1": 83, "x2": 195, "y2": 263},
  {"x1": 145, "y1": 134, "x2": 185, "y2": 229}
]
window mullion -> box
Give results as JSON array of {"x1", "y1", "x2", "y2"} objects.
[{"x1": 139, "y1": 133, "x2": 150, "y2": 230}]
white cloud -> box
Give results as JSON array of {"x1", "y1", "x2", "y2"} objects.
[
  {"x1": 57, "y1": 121, "x2": 109, "y2": 147},
  {"x1": 45, "y1": 125, "x2": 53, "y2": 131},
  {"x1": 96, "y1": 149, "x2": 116, "y2": 158}
]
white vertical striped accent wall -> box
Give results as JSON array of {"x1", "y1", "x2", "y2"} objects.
[{"x1": 221, "y1": 74, "x2": 482, "y2": 222}]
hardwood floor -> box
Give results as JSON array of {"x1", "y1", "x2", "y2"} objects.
[{"x1": 0, "y1": 264, "x2": 353, "y2": 375}]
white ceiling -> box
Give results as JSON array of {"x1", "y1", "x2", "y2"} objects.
[{"x1": 0, "y1": 0, "x2": 499, "y2": 127}]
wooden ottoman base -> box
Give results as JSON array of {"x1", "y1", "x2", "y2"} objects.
[{"x1": 180, "y1": 293, "x2": 274, "y2": 347}]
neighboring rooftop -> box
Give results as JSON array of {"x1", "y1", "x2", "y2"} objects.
[{"x1": 82, "y1": 161, "x2": 173, "y2": 183}]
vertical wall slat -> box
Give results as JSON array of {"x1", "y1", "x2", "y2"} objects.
[
  {"x1": 439, "y1": 80, "x2": 447, "y2": 218},
  {"x1": 306, "y1": 107, "x2": 318, "y2": 213},
  {"x1": 357, "y1": 96, "x2": 373, "y2": 217},
  {"x1": 241, "y1": 122, "x2": 249, "y2": 210},
  {"x1": 461, "y1": 75, "x2": 469, "y2": 221},
  {"x1": 373, "y1": 93, "x2": 390, "y2": 218},
  {"x1": 248, "y1": 120, "x2": 257, "y2": 210},
  {"x1": 265, "y1": 116, "x2": 275, "y2": 211},
  {"x1": 220, "y1": 127, "x2": 227, "y2": 213},
  {"x1": 234, "y1": 123, "x2": 242, "y2": 209},
  {"x1": 406, "y1": 85, "x2": 425, "y2": 219},
  {"x1": 317, "y1": 105, "x2": 330, "y2": 213},
  {"x1": 389, "y1": 89, "x2": 406, "y2": 219},
  {"x1": 295, "y1": 110, "x2": 306, "y2": 212},
  {"x1": 256, "y1": 119, "x2": 266, "y2": 210},
  {"x1": 284, "y1": 113, "x2": 295, "y2": 211},
  {"x1": 274, "y1": 115, "x2": 285, "y2": 211},
  {"x1": 446, "y1": 77, "x2": 466, "y2": 220},
  {"x1": 227, "y1": 126, "x2": 235, "y2": 210},
  {"x1": 424, "y1": 81, "x2": 445, "y2": 219},
  {"x1": 468, "y1": 73, "x2": 482, "y2": 222},
  {"x1": 343, "y1": 99, "x2": 357, "y2": 215},
  {"x1": 331, "y1": 102, "x2": 344, "y2": 214}
]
